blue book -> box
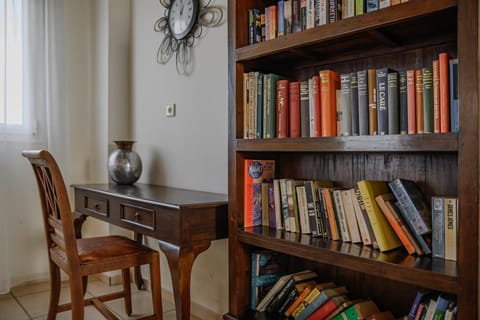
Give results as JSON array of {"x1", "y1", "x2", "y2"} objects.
[
  {"x1": 277, "y1": 1, "x2": 285, "y2": 36},
  {"x1": 432, "y1": 295, "x2": 450, "y2": 320},
  {"x1": 366, "y1": 0, "x2": 379, "y2": 12},
  {"x1": 408, "y1": 291, "x2": 429, "y2": 320},
  {"x1": 449, "y1": 58, "x2": 459, "y2": 132}
]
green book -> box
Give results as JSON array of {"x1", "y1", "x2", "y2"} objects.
[
  {"x1": 422, "y1": 67, "x2": 434, "y2": 133},
  {"x1": 263, "y1": 73, "x2": 284, "y2": 138},
  {"x1": 355, "y1": 0, "x2": 365, "y2": 15}
]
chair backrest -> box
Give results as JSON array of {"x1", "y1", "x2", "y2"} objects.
[{"x1": 22, "y1": 150, "x2": 80, "y2": 268}]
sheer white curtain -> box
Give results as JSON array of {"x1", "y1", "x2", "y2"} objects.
[{"x1": 0, "y1": 0, "x2": 68, "y2": 293}]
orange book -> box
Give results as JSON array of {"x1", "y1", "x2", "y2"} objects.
[
  {"x1": 307, "y1": 295, "x2": 350, "y2": 320},
  {"x1": 320, "y1": 70, "x2": 340, "y2": 136},
  {"x1": 439, "y1": 52, "x2": 450, "y2": 133},
  {"x1": 276, "y1": 79, "x2": 290, "y2": 138},
  {"x1": 433, "y1": 60, "x2": 441, "y2": 133},
  {"x1": 367, "y1": 69, "x2": 377, "y2": 135},
  {"x1": 285, "y1": 286, "x2": 312, "y2": 317},
  {"x1": 289, "y1": 81, "x2": 301, "y2": 137},
  {"x1": 311, "y1": 75, "x2": 322, "y2": 137},
  {"x1": 415, "y1": 70, "x2": 424, "y2": 134},
  {"x1": 375, "y1": 193, "x2": 417, "y2": 255},
  {"x1": 322, "y1": 188, "x2": 340, "y2": 241},
  {"x1": 244, "y1": 160, "x2": 275, "y2": 227},
  {"x1": 406, "y1": 70, "x2": 416, "y2": 134}
]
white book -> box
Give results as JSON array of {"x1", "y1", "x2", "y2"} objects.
[
  {"x1": 273, "y1": 179, "x2": 284, "y2": 229},
  {"x1": 296, "y1": 185, "x2": 311, "y2": 234},
  {"x1": 306, "y1": 0, "x2": 315, "y2": 29},
  {"x1": 351, "y1": 188, "x2": 373, "y2": 245},
  {"x1": 333, "y1": 189, "x2": 351, "y2": 242},
  {"x1": 316, "y1": 0, "x2": 327, "y2": 26},
  {"x1": 341, "y1": 189, "x2": 362, "y2": 243},
  {"x1": 444, "y1": 197, "x2": 458, "y2": 261},
  {"x1": 379, "y1": 0, "x2": 391, "y2": 8}
]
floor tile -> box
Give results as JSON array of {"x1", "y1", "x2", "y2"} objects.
[
  {"x1": 0, "y1": 296, "x2": 30, "y2": 320},
  {"x1": 11, "y1": 280, "x2": 69, "y2": 297},
  {"x1": 31, "y1": 305, "x2": 106, "y2": 320}
]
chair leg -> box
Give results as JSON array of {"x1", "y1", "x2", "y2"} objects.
[
  {"x1": 150, "y1": 254, "x2": 163, "y2": 319},
  {"x1": 122, "y1": 268, "x2": 132, "y2": 316},
  {"x1": 47, "y1": 261, "x2": 61, "y2": 320},
  {"x1": 69, "y1": 275, "x2": 85, "y2": 320}
]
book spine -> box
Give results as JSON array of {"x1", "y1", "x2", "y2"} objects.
[
  {"x1": 305, "y1": 181, "x2": 320, "y2": 236},
  {"x1": 311, "y1": 76, "x2": 321, "y2": 137},
  {"x1": 318, "y1": 0, "x2": 328, "y2": 25},
  {"x1": 449, "y1": 58, "x2": 459, "y2": 132},
  {"x1": 248, "y1": 72, "x2": 256, "y2": 139},
  {"x1": 328, "y1": 0, "x2": 340, "y2": 23},
  {"x1": 263, "y1": 74, "x2": 278, "y2": 139},
  {"x1": 387, "y1": 71, "x2": 399, "y2": 134},
  {"x1": 276, "y1": 79, "x2": 290, "y2": 138},
  {"x1": 342, "y1": 189, "x2": 362, "y2": 243},
  {"x1": 280, "y1": 179, "x2": 291, "y2": 231},
  {"x1": 256, "y1": 72, "x2": 264, "y2": 139},
  {"x1": 355, "y1": 0, "x2": 364, "y2": 15},
  {"x1": 297, "y1": 185, "x2": 310, "y2": 234},
  {"x1": 323, "y1": 189, "x2": 339, "y2": 240},
  {"x1": 407, "y1": 70, "x2": 416, "y2": 134},
  {"x1": 300, "y1": 0, "x2": 307, "y2": 30},
  {"x1": 431, "y1": 197, "x2": 445, "y2": 258},
  {"x1": 250, "y1": 252, "x2": 258, "y2": 308},
  {"x1": 422, "y1": 67, "x2": 434, "y2": 133},
  {"x1": 340, "y1": 73, "x2": 352, "y2": 136},
  {"x1": 444, "y1": 197, "x2": 458, "y2": 261},
  {"x1": 299, "y1": 80, "x2": 310, "y2": 137},
  {"x1": 433, "y1": 60, "x2": 440, "y2": 133},
  {"x1": 284, "y1": 0, "x2": 292, "y2": 34},
  {"x1": 376, "y1": 68, "x2": 389, "y2": 135},
  {"x1": 399, "y1": 70, "x2": 408, "y2": 134},
  {"x1": 273, "y1": 179, "x2": 284, "y2": 229},
  {"x1": 379, "y1": 0, "x2": 390, "y2": 8},
  {"x1": 350, "y1": 72, "x2": 359, "y2": 135},
  {"x1": 248, "y1": 9, "x2": 255, "y2": 45},
  {"x1": 357, "y1": 70, "x2": 369, "y2": 135},
  {"x1": 367, "y1": 69, "x2": 377, "y2": 135},
  {"x1": 260, "y1": 13, "x2": 266, "y2": 42},
  {"x1": 351, "y1": 188, "x2": 372, "y2": 245},
  {"x1": 320, "y1": 70, "x2": 340, "y2": 136},
  {"x1": 266, "y1": 277, "x2": 295, "y2": 313},
  {"x1": 306, "y1": 0, "x2": 315, "y2": 29},
  {"x1": 268, "y1": 183, "x2": 276, "y2": 228},
  {"x1": 270, "y1": 5, "x2": 278, "y2": 39},
  {"x1": 278, "y1": 1, "x2": 285, "y2": 36},
  {"x1": 366, "y1": 0, "x2": 379, "y2": 12},
  {"x1": 261, "y1": 182, "x2": 269, "y2": 226},
  {"x1": 439, "y1": 53, "x2": 450, "y2": 133},
  {"x1": 243, "y1": 73, "x2": 250, "y2": 138},
  {"x1": 292, "y1": 0, "x2": 302, "y2": 32},
  {"x1": 333, "y1": 190, "x2": 351, "y2": 242},
  {"x1": 415, "y1": 70, "x2": 424, "y2": 134}
]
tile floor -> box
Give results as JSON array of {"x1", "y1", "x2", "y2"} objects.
[{"x1": 0, "y1": 277, "x2": 203, "y2": 320}]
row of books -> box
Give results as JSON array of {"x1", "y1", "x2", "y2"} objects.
[
  {"x1": 248, "y1": 0, "x2": 409, "y2": 45},
  {"x1": 407, "y1": 290, "x2": 457, "y2": 320},
  {"x1": 251, "y1": 252, "x2": 457, "y2": 319},
  {"x1": 242, "y1": 53, "x2": 459, "y2": 140},
  {"x1": 244, "y1": 159, "x2": 458, "y2": 259}
]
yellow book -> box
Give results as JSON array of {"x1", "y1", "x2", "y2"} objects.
[{"x1": 357, "y1": 180, "x2": 402, "y2": 252}]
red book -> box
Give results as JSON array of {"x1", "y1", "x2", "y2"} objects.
[
  {"x1": 311, "y1": 75, "x2": 322, "y2": 137},
  {"x1": 433, "y1": 60, "x2": 441, "y2": 133},
  {"x1": 289, "y1": 81, "x2": 301, "y2": 137},
  {"x1": 415, "y1": 70, "x2": 424, "y2": 134},
  {"x1": 244, "y1": 160, "x2": 275, "y2": 227},
  {"x1": 320, "y1": 70, "x2": 340, "y2": 136},
  {"x1": 406, "y1": 70, "x2": 416, "y2": 134},
  {"x1": 276, "y1": 79, "x2": 290, "y2": 138},
  {"x1": 307, "y1": 295, "x2": 349, "y2": 320},
  {"x1": 439, "y1": 52, "x2": 450, "y2": 132}
]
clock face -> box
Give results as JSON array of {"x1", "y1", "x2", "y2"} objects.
[{"x1": 168, "y1": 0, "x2": 199, "y2": 40}]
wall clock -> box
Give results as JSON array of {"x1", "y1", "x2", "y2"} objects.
[{"x1": 154, "y1": 0, "x2": 224, "y2": 75}]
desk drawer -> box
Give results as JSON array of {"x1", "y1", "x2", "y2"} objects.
[
  {"x1": 85, "y1": 196, "x2": 109, "y2": 217},
  {"x1": 120, "y1": 204, "x2": 155, "y2": 231}
]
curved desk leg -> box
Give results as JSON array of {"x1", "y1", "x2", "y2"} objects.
[
  {"x1": 73, "y1": 214, "x2": 87, "y2": 239},
  {"x1": 158, "y1": 241, "x2": 211, "y2": 320},
  {"x1": 134, "y1": 232, "x2": 145, "y2": 290}
]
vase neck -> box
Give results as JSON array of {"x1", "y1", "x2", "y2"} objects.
[{"x1": 114, "y1": 140, "x2": 135, "y2": 150}]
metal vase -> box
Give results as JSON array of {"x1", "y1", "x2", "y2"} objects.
[{"x1": 107, "y1": 140, "x2": 143, "y2": 185}]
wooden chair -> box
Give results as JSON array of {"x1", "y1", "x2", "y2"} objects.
[{"x1": 22, "y1": 150, "x2": 162, "y2": 320}]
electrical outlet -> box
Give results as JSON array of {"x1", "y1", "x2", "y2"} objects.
[{"x1": 165, "y1": 104, "x2": 176, "y2": 117}]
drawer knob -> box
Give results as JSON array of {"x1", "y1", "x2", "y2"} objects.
[
  {"x1": 134, "y1": 212, "x2": 141, "y2": 221},
  {"x1": 95, "y1": 204, "x2": 101, "y2": 211}
]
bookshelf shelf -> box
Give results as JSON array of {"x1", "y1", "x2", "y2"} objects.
[
  {"x1": 238, "y1": 226, "x2": 458, "y2": 293},
  {"x1": 227, "y1": 0, "x2": 478, "y2": 319},
  {"x1": 235, "y1": 133, "x2": 458, "y2": 153}
]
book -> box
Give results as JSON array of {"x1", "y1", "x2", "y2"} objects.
[
  {"x1": 305, "y1": 180, "x2": 334, "y2": 237},
  {"x1": 244, "y1": 160, "x2": 275, "y2": 227},
  {"x1": 406, "y1": 69, "x2": 416, "y2": 134},
  {"x1": 397, "y1": 70, "x2": 408, "y2": 135},
  {"x1": 367, "y1": 69, "x2": 378, "y2": 135},
  {"x1": 263, "y1": 73, "x2": 284, "y2": 138},
  {"x1": 333, "y1": 189, "x2": 351, "y2": 241},
  {"x1": 306, "y1": 0, "x2": 315, "y2": 29},
  {"x1": 415, "y1": 69, "x2": 424, "y2": 134},
  {"x1": 432, "y1": 60, "x2": 440, "y2": 133},
  {"x1": 431, "y1": 295, "x2": 450, "y2": 320},
  {"x1": 340, "y1": 73, "x2": 352, "y2": 136},
  {"x1": 449, "y1": 58, "x2": 459, "y2": 132},
  {"x1": 292, "y1": 0, "x2": 302, "y2": 32},
  {"x1": 261, "y1": 182, "x2": 270, "y2": 226},
  {"x1": 431, "y1": 197, "x2": 445, "y2": 258},
  {"x1": 349, "y1": 71, "x2": 359, "y2": 136},
  {"x1": 328, "y1": 0, "x2": 341, "y2": 22},
  {"x1": 307, "y1": 295, "x2": 350, "y2": 320},
  {"x1": 408, "y1": 290, "x2": 430, "y2": 320},
  {"x1": 250, "y1": 251, "x2": 288, "y2": 309},
  {"x1": 273, "y1": 179, "x2": 283, "y2": 229},
  {"x1": 256, "y1": 273, "x2": 291, "y2": 311},
  {"x1": 299, "y1": 80, "x2": 310, "y2": 137},
  {"x1": 444, "y1": 197, "x2": 458, "y2": 261},
  {"x1": 278, "y1": 1, "x2": 285, "y2": 36},
  {"x1": 280, "y1": 178, "x2": 292, "y2": 231},
  {"x1": 321, "y1": 188, "x2": 341, "y2": 241},
  {"x1": 315, "y1": 0, "x2": 328, "y2": 26},
  {"x1": 375, "y1": 193, "x2": 418, "y2": 255},
  {"x1": 388, "y1": 178, "x2": 431, "y2": 235},
  {"x1": 277, "y1": 79, "x2": 290, "y2": 138},
  {"x1": 422, "y1": 67, "x2": 434, "y2": 133},
  {"x1": 292, "y1": 282, "x2": 338, "y2": 318},
  {"x1": 366, "y1": 0, "x2": 379, "y2": 12},
  {"x1": 296, "y1": 185, "x2": 310, "y2": 234},
  {"x1": 351, "y1": 187, "x2": 376, "y2": 246},
  {"x1": 379, "y1": 0, "x2": 390, "y2": 8},
  {"x1": 256, "y1": 72, "x2": 264, "y2": 138},
  {"x1": 439, "y1": 53, "x2": 450, "y2": 133},
  {"x1": 285, "y1": 285, "x2": 314, "y2": 317},
  {"x1": 355, "y1": 0, "x2": 365, "y2": 15},
  {"x1": 311, "y1": 75, "x2": 321, "y2": 137},
  {"x1": 332, "y1": 299, "x2": 379, "y2": 320},
  {"x1": 357, "y1": 70, "x2": 369, "y2": 135},
  {"x1": 341, "y1": 189, "x2": 362, "y2": 243},
  {"x1": 296, "y1": 286, "x2": 349, "y2": 320},
  {"x1": 387, "y1": 71, "x2": 399, "y2": 134},
  {"x1": 342, "y1": 0, "x2": 355, "y2": 19},
  {"x1": 287, "y1": 180, "x2": 306, "y2": 233},
  {"x1": 248, "y1": 9, "x2": 262, "y2": 44},
  {"x1": 320, "y1": 70, "x2": 341, "y2": 136},
  {"x1": 266, "y1": 270, "x2": 319, "y2": 313},
  {"x1": 376, "y1": 68, "x2": 390, "y2": 135},
  {"x1": 357, "y1": 180, "x2": 402, "y2": 252},
  {"x1": 284, "y1": 0, "x2": 293, "y2": 34}
]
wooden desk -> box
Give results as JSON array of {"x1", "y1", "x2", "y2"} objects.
[{"x1": 72, "y1": 183, "x2": 228, "y2": 320}]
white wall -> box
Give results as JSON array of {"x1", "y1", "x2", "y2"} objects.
[{"x1": 130, "y1": 0, "x2": 229, "y2": 314}]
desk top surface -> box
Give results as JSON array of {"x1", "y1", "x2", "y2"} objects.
[{"x1": 72, "y1": 183, "x2": 228, "y2": 209}]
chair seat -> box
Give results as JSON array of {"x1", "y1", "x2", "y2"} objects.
[{"x1": 77, "y1": 235, "x2": 154, "y2": 264}]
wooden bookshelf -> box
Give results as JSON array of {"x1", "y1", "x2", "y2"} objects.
[{"x1": 226, "y1": 0, "x2": 478, "y2": 319}]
